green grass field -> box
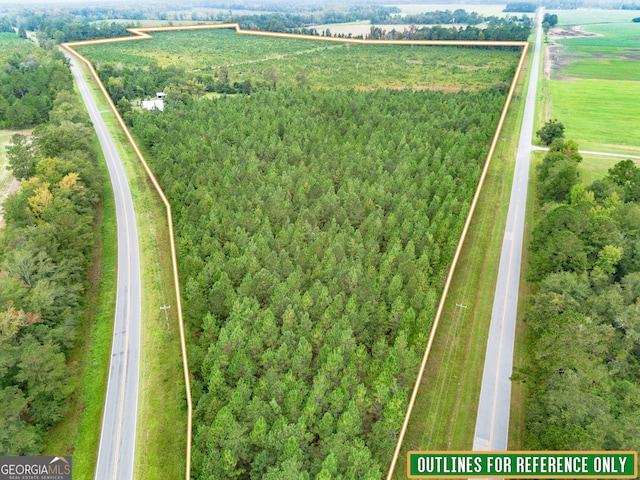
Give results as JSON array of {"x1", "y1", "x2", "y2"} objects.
[
  {"x1": 77, "y1": 28, "x2": 520, "y2": 91},
  {"x1": 550, "y1": 8, "x2": 640, "y2": 26},
  {"x1": 563, "y1": 58, "x2": 640, "y2": 81},
  {"x1": 559, "y1": 23, "x2": 640, "y2": 55},
  {"x1": 550, "y1": 79, "x2": 640, "y2": 153},
  {"x1": 548, "y1": 19, "x2": 640, "y2": 154}
]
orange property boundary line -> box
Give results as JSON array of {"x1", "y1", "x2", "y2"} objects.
[{"x1": 61, "y1": 24, "x2": 528, "y2": 480}]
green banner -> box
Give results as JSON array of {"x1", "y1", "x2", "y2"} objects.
[{"x1": 407, "y1": 452, "x2": 638, "y2": 478}]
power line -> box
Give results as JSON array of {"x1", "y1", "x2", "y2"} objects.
[{"x1": 455, "y1": 302, "x2": 467, "y2": 336}]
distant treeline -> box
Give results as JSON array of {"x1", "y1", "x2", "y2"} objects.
[
  {"x1": 366, "y1": 23, "x2": 531, "y2": 42},
  {"x1": 0, "y1": 49, "x2": 73, "y2": 129},
  {"x1": 3, "y1": 6, "x2": 531, "y2": 44},
  {"x1": 504, "y1": 2, "x2": 538, "y2": 13},
  {"x1": 505, "y1": 0, "x2": 639, "y2": 9},
  {"x1": 9, "y1": 13, "x2": 129, "y2": 45},
  {"x1": 0, "y1": 17, "x2": 12, "y2": 33},
  {"x1": 212, "y1": 6, "x2": 400, "y2": 32},
  {"x1": 378, "y1": 10, "x2": 482, "y2": 25}
]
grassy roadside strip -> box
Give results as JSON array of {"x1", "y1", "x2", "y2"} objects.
[
  {"x1": 71, "y1": 54, "x2": 186, "y2": 480},
  {"x1": 535, "y1": 31, "x2": 551, "y2": 142},
  {"x1": 393, "y1": 44, "x2": 533, "y2": 476}
]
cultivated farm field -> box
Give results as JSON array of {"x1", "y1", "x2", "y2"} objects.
[
  {"x1": 549, "y1": 8, "x2": 640, "y2": 26},
  {"x1": 548, "y1": 19, "x2": 640, "y2": 154},
  {"x1": 78, "y1": 29, "x2": 521, "y2": 479}
]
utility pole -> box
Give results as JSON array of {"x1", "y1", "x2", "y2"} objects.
[
  {"x1": 455, "y1": 302, "x2": 467, "y2": 336},
  {"x1": 160, "y1": 305, "x2": 171, "y2": 335}
]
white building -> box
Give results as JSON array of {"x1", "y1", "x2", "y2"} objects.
[{"x1": 142, "y1": 99, "x2": 164, "y2": 111}]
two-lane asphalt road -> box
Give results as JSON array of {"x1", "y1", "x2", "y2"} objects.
[
  {"x1": 472, "y1": 9, "x2": 544, "y2": 452},
  {"x1": 64, "y1": 50, "x2": 141, "y2": 480}
]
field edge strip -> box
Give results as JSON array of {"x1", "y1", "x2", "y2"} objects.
[{"x1": 62, "y1": 25, "x2": 529, "y2": 480}]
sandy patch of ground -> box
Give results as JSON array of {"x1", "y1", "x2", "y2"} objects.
[
  {"x1": 544, "y1": 43, "x2": 551, "y2": 80},
  {"x1": 0, "y1": 129, "x2": 30, "y2": 229},
  {"x1": 550, "y1": 24, "x2": 602, "y2": 39},
  {"x1": 0, "y1": 178, "x2": 20, "y2": 228},
  {"x1": 544, "y1": 25, "x2": 604, "y2": 80}
]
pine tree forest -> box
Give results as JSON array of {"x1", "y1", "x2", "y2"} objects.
[{"x1": 81, "y1": 31, "x2": 521, "y2": 479}]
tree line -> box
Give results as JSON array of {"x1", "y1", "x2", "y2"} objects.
[
  {"x1": 372, "y1": 10, "x2": 532, "y2": 27},
  {"x1": 0, "y1": 88, "x2": 104, "y2": 454},
  {"x1": 3, "y1": 7, "x2": 531, "y2": 46},
  {"x1": 521, "y1": 132, "x2": 640, "y2": 452},
  {"x1": 0, "y1": 47, "x2": 73, "y2": 129},
  {"x1": 5, "y1": 12, "x2": 129, "y2": 45},
  {"x1": 504, "y1": 2, "x2": 538, "y2": 13},
  {"x1": 366, "y1": 23, "x2": 531, "y2": 41},
  {"x1": 125, "y1": 81, "x2": 508, "y2": 478},
  {"x1": 227, "y1": 6, "x2": 400, "y2": 32}
]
